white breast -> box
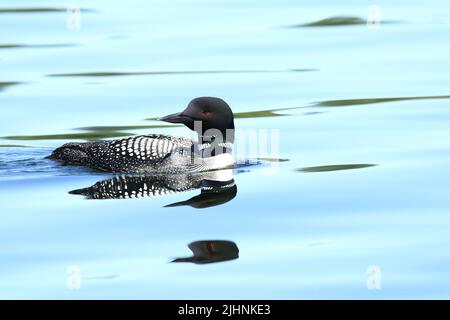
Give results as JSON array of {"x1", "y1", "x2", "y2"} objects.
[
  {"x1": 201, "y1": 153, "x2": 235, "y2": 171},
  {"x1": 200, "y1": 169, "x2": 234, "y2": 181}
]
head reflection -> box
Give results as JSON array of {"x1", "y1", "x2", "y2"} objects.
[{"x1": 172, "y1": 240, "x2": 239, "y2": 264}]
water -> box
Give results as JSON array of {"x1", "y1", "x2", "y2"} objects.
[{"x1": 1, "y1": 0, "x2": 450, "y2": 299}]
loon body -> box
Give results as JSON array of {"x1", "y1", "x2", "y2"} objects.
[{"x1": 47, "y1": 97, "x2": 235, "y2": 173}]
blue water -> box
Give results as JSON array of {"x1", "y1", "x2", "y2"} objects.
[{"x1": 1, "y1": 0, "x2": 450, "y2": 299}]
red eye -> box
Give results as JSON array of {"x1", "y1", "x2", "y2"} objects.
[{"x1": 201, "y1": 110, "x2": 210, "y2": 116}]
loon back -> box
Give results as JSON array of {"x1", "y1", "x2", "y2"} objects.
[{"x1": 47, "y1": 134, "x2": 233, "y2": 173}]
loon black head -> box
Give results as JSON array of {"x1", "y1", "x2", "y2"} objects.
[{"x1": 160, "y1": 97, "x2": 235, "y2": 143}]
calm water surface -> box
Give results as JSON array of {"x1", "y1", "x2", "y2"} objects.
[{"x1": 1, "y1": 0, "x2": 450, "y2": 299}]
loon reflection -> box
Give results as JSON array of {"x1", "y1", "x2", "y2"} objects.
[
  {"x1": 172, "y1": 240, "x2": 239, "y2": 264},
  {"x1": 69, "y1": 169, "x2": 237, "y2": 208}
]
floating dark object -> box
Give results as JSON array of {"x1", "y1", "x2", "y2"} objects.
[{"x1": 172, "y1": 241, "x2": 239, "y2": 264}]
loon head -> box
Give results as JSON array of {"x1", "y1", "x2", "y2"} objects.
[{"x1": 160, "y1": 97, "x2": 235, "y2": 143}]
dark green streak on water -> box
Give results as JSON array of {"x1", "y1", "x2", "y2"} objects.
[
  {"x1": 180, "y1": 94, "x2": 450, "y2": 118},
  {"x1": 317, "y1": 95, "x2": 450, "y2": 107},
  {"x1": 47, "y1": 69, "x2": 316, "y2": 77},
  {"x1": 0, "y1": 7, "x2": 65, "y2": 13},
  {"x1": 147, "y1": 94, "x2": 450, "y2": 121},
  {"x1": 298, "y1": 164, "x2": 376, "y2": 172},
  {"x1": 294, "y1": 16, "x2": 399, "y2": 28},
  {"x1": 0, "y1": 82, "x2": 22, "y2": 92},
  {"x1": 290, "y1": 68, "x2": 319, "y2": 72},
  {"x1": 301, "y1": 17, "x2": 366, "y2": 27},
  {"x1": 146, "y1": 107, "x2": 297, "y2": 121},
  {"x1": 234, "y1": 106, "x2": 309, "y2": 118},
  {"x1": 258, "y1": 158, "x2": 290, "y2": 162},
  {"x1": 303, "y1": 111, "x2": 323, "y2": 116},
  {"x1": 49, "y1": 71, "x2": 273, "y2": 77},
  {"x1": 0, "y1": 144, "x2": 32, "y2": 148},
  {"x1": 234, "y1": 110, "x2": 286, "y2": 118},
  {"x1": 4, "y1": 132, "x2": 133, "y2": 141},
  {"x1": 0, "y1": 44, "x2": 76, "y2": 50},
  {"x1": 0, "y1": 7, "x2": 93, "y2": 13}
]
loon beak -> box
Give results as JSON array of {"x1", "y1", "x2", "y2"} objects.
[{"x1": 159, "y1": 112, "x2": 193, "y2": 124}]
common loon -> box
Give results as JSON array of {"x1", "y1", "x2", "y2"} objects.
[{"x1": 47, "y1": 97, "x2": 235, "y2": 173}]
